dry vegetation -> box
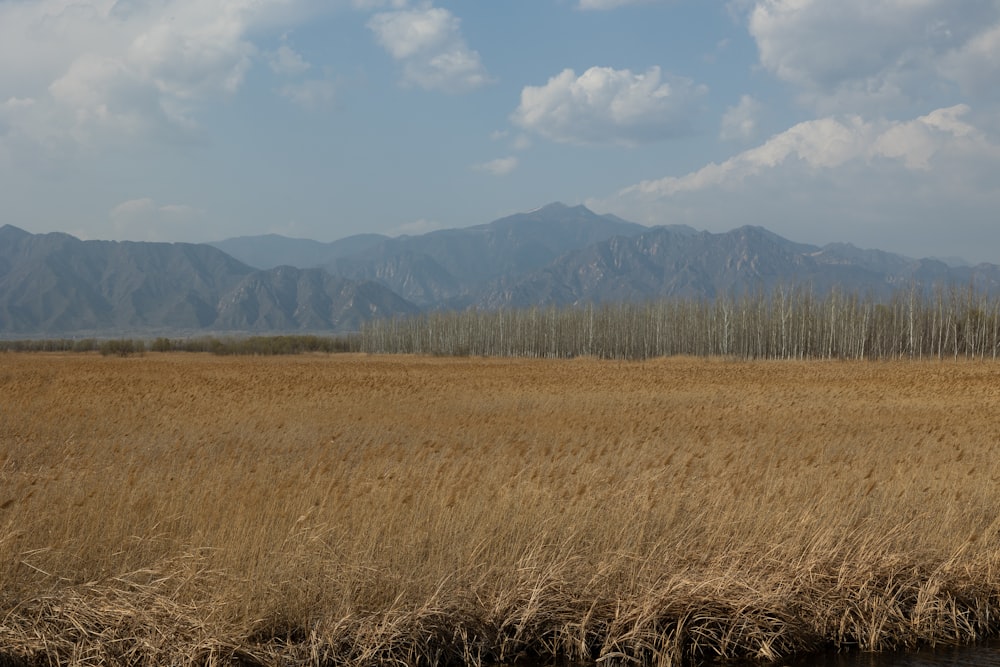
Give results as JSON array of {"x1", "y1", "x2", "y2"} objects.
[{"x1": 2, "y1": 353, "x2": 1000, "y2": 666}]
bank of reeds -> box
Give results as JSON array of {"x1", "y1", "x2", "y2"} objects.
[
  {"x1": 360, "y1": 286, "x2": 1000, "y2": 360},
  {"x1": 150, "y1": 334, "x2": 359, "y2": 355},
  {"x1": 2, "y1": 354, "x2": 1000, "y2": 665},
  {"x1": 0, "y1": 334, "x2": 359, "y2": 356}
]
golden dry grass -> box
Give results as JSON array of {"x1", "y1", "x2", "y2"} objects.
[{"x1": 2, "y1": 353, "x2": 1000, "y2": 665}]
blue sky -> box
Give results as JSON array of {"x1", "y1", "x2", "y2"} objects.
[{"x1": 2, "y1": 0, "x2": 1000, "y2": 263}]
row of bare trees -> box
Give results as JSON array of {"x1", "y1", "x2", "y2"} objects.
[{"x1": 358, "y1": 286, "x2": 1000, "y2": 360}]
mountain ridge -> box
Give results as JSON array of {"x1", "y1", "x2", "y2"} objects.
[
  {"x1": 0, "y1": 227, "x2": 416, "y2": 335},
  {"x1": 320, "y1": 202, "x2": 652, "y2": 305},
  {"x1": 4, "y1": 206, "x2": 1000, "y2": 336},
  {"x1": 209, "y1": 232, "x2": 388, "y2": 270}
]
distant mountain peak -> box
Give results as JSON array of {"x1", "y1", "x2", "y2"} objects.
[
  {"x1": 527, "y1": 201, "x2": 587, "y2": 214},
  {"x1": 0, "y1": 224, "x2": 31, "y2": 238}
]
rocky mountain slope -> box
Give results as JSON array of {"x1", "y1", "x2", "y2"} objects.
[
  {"x1": 474, "y1": 225, "x2": 1000, "y2": 308},
  {"x1": 218, "y1": 203, "x2": 659, "y2": 306},
  {"x1": 4, "y1": 203, "x2": 1000, "y2": 336},
  {"x1": 0, "y1": 225, "x2": 415, "y2": 335}
]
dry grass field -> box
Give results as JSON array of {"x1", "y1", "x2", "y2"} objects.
[{"x1": 2, "y1": 352, "x2": 1000, "y2": 666}]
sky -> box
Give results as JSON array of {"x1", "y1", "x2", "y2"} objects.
[{"x1": 2, "y1": 0, "x2": 1000, "y2": 263}]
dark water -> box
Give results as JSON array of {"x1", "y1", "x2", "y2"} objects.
[{"x1": 782, "y1": 640, "x2": 1000, "y2": 667}]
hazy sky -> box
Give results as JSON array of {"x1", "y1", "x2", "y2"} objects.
[{"x1": 3, "y1": 0, "x2": 1000, "y2": 262}]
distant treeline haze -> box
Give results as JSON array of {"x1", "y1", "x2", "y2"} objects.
[{"x1": 359, "y1": 286, "x2": 1000, "y2": 360}]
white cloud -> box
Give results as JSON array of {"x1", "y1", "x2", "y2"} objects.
[
  {"x1": 268, "y1": 44, "x2": 311, "y2": 76},
  {"x1": 279, "y1": 79, "x2": 336, "y2": 110},
  {"x1": 939, "y1": 22, "x2": 1000, "y2": 98},
  {"x1": 472, "y1": 156, "x2": 518, "y2": 176},
  {"x1": 367, "y1": 5, "x2": 490, "y2": 93},
  {"x1": 618, "y1": 105, "x2": 983, "y2": 198},
  {"x1": 0, "y1": 0, "x2": 336, "y2": 157},
  {"x1": 369, "y1": 6, "x2": 451, "y2": 60},
  {"x1": 746, "y1": 0, "x2": 1000, "y2": 112},
  {"x1": 512, "y1": 134, "x2": 532, "y2": 151},
  {"x1": 125, "y1": 3, "x2": 258, "y2": 99},
  {"x1": 578, "y1": 0, "x2": 666, "y2": 8},
  {"x1": 511, "y1": 66, "x2": 706, "y2": 146},
  {"x1": 720, "y1": 94, "x2": 762, "y2": 142},
  {"x1": 110, "y1": 197, "x2": 209, "y2": 241},
  {"x1": 588, "y1": 105, "x2": 1000, "y2": 262}
]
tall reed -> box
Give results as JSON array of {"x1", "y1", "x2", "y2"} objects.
[{"x1": 2, "y1": 354, "x2": 999, "y2": 665}]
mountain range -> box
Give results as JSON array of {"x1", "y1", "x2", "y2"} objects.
[
  {"x1": 3, "y1": 202, "x2": 999, "y2": 336},
  {"x1": 0, "y1": 225, "x2": 415, "y2": 335}
]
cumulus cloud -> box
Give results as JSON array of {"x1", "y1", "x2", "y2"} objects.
[
  {"x1": 367, "y1": 5, "x2": 490, "y2": 93},
  {"x1": 618, "y1": 105, "x2": 984, "y2": 197},
  {"x1": 745, "y1": 0, "x2": 1000, "y2": 111},
  {"x1": 125, "y1": 3, "x2": 259, "y2": 99},
  {"x1": 0, "y1": 0, "x2": 336, "y2": 157},
  {"x1": 511, "y1": 66, "x2": 706, "y2": 146},
  {"x1": 472, "y1": 156, "x2": 518, "y2": 176},
  {"x1": 110, "y1": 197, "x2": 209, "y2": 241},
  {"x1": 588, "y1": 105, "x2": 1000, "y2": 262},
  {"x1": 720, "y1": 94, "x2": 762, "y2": 142},
  {"x1": 268, "y1": 44, "x2": 311, "y2": 76},
  {"x1": 577, "y1": 0, "x2": 666, "y2": 9},
  {"x1": 279, "y1": 79, "x2": 336, "y2": 110},
  {"x1": 266, "y1": 36, "x2": 336, "y2": 111},
  {"x1": 939, "y1": 22, "x2": 1000, "y2": 98}
]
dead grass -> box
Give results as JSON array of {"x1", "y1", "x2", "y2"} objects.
[{"x1": 2, "y1": 353, "x2": 1000, "y2": 665}]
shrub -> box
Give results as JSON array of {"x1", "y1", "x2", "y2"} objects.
[{"x1": 99, "y1": 338, "x2": 144, "y2": 357}]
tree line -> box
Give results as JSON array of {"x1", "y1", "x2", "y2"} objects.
[{"x1": 358, "y1": 285, "x2": 1000, "y2": 361}]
